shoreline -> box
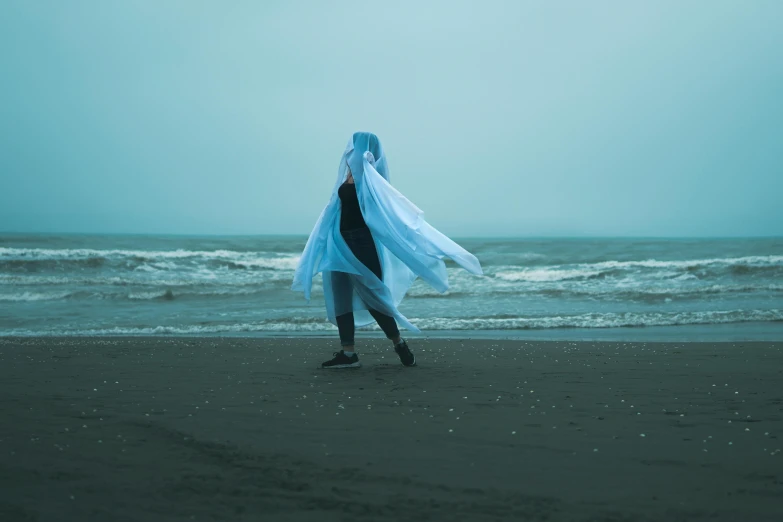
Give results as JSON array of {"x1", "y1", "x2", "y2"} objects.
[
  {"x1": 2, "y1": 320, "x2": 782, "y2": 342},
  {"x1": 1, "y1": 337, "x2": 781, "y2": 521}
]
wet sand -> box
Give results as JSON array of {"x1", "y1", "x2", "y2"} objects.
[{"x1": 0, "y1": 337, "x2": 781, "y2": 521}]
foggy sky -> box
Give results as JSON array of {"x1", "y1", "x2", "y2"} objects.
[{"x1": 1, "y1": 0, "x2": 781, "y2": 237}]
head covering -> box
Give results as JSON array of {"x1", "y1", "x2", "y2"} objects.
[
  {"x1": 293, "y1": 132, "x2": 482, "y2": 332},
  {"x1": 329, "y1": 132, "x2": 389, "y2": 197},
  {"x1": 348, "y1": 132, "x2": 387, "y2": 180}
]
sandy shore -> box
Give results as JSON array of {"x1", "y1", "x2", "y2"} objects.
[{"x1": 0, "y1": 337, "x2": 781, "y2": 521}]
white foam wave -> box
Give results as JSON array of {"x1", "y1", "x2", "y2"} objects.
[
  {"x1": 127, "y1": 291, "x2": 171, "y2": 300},
  {"x1": 0, "y1": 247, "x2": 301, "y2": 270},
  {"x1": 0, "y1": 270, "x2": 293, "y2": 287},
  {"x1": 589, "y1": 256, "x2": 783, "y2": 270},
  {"x1": 490, "y1": 255, "x2": 783, "y2": 283},
  {"x1": 411, "y1": 309, "x2": 783, "y2": 330},
  {"x1": 0, "y1": 291, "x2": 72, "y2": 302},
  {"x1": 0, "y1": 286, "x2": 292, "y2": 301},
  {"x1": 495, "y1": 268, "x2": 604, "y2": 282},
  {"x1": 2, "y1": 309, "x2": 780, "y2": 336}
]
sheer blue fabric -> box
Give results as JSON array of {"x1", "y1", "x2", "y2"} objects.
[{"x1": 292, "y1": 132, "x2": 483, "y2": 332}]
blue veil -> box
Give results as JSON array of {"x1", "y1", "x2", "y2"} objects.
[{"x1": 292, "y1": 132, "x2": 483, "y2": 332}]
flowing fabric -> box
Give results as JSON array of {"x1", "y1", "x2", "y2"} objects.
[{"x1": 291, "y1": 132, "x2": 483, "y2": 332}]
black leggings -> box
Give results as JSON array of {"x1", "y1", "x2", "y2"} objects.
[{"x1": 332, "y1": 227, "x2": 400, "y2": 346}]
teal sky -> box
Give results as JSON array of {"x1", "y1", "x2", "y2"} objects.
[{"x1": 1, "y1": 1, "x2": 781, "y2": 237}]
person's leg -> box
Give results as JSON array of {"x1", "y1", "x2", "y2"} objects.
[
  {"x1": 335, "y1": 312, "x2": 355, "y2": 352},
  {"x1": 351, "y1": 234, "x2": 403, "y2": 348},
  {"x1": 370, "y1": 307, "x2": 414, "y2": 365},
  {"x1": 322, "y1": 310, "x2": 360, "y2": 368},
  {"x1": 349, "y1": 230, "x2": 416, "y2": 366},
  {"x1": 344, "y1": 228, "x2": 413, "y2": 366},
  {"x1": 367, "y1": 308, "x2": 401, "y2": 345},
  {"x1": 331, "y1": 270, "x2": 355, "y2": 350},
  {"x1": 321, "y1": 271, "x2": 361, "y2": 368}
]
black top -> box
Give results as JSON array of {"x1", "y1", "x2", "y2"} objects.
[{"x1": 338, "y1": 182, "x2": 368, "y2": 231}]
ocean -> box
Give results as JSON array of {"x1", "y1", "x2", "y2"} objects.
[{"x1": 1, "y1": 234, "x2": 781, "y2": 340}]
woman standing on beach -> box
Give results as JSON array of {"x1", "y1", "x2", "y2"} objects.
[{"x1": 292, "y1": 132, "x2": 482, "y2": 369}]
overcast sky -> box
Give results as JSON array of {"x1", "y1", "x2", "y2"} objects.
[{"x1": 1, "y1": 1, "x2": 781, "y2": 237}]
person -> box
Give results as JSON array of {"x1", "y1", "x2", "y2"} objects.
[{"x1": 292, "y1": 132, "x2": 482, "y2": 369}]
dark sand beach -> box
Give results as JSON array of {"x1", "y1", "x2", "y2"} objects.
[{"x1": 1, "y1": 337, "x2": 781, "y2": 521}]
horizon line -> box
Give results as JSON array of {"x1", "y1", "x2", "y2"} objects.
[{"x1": 1, "y1": 231, "x2": 782, "y2": 241}]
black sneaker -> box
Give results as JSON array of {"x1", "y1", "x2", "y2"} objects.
[
  {"x1": 394, "y1": 339, "x2": 416, "y2": 367},
  {"x1": 321, "y1": 350, "x2": 361, "y2": 369}
]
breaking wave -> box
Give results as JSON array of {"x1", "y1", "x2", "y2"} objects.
[
  {"x1": 0, "y1": 247, "x2": 300, "y2": 271},
  {"x1": 3, "y1": 237, "x2": 781, "y2": 339},
  {"x1": 491, "y1": 255, "x2": 783, "y2": 283},
  {"x1": 2, "y1": 309, "x2": 780, "y2": 336}
]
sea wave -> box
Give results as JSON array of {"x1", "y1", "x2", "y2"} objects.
[
  {"x1": 3, "y1": 246, "x2": 782, "y2": 307},
  {"x1": 2, "y1": 308, "x2": 780, "y2": 336},
  {"x1": 407, "y1": 281, "x2": 783, "y2": 301},
  {"x1": 0, "y1": 247, "x2": 300, "y2": 271},
  {"x1": 0, "y1": 286, "x2": 293, "y2": 302},
  {"x1": 3, "y1": 275, "x2": 780, "y2": 305},
  {"x1": 0, "y1": 291, "x2": 73, "y2": 302},
  {"x1": 590, "y1": 256, "x2": 783, "y2": 270},
  {"x1": 4, "y1": 248, "x2": 780, "y2": 273},
  {"x1": 494, "y1": 267, "x2": 606, "y2": 282},
  {"x1": 411, "y1": 309, "x2": 783, "y2": 330},
  {"x1": 490, "y1": 255, "x2": 783, "y2": 283},
  {"x1": 0, "y1": 270, "x2": 294, "y2": 287}
]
